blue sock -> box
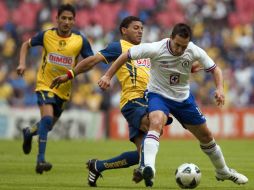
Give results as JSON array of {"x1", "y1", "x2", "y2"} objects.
[
  {"x1": 37, "y1": 116, "x2": 53, "y2": 163},
  {"x1": 96, "y1": 151, "x2": 139, "y2": 172}
]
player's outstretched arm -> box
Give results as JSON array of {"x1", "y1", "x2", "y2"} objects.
[
  {"x1": 74, "y1": 54, "x2": 104, "y2": 75},
  {"x1": 98, "y1": 52, "x2": 128, "y2": 90},
  {"x1": 17, "y1": 40, "x2": 30, "y2": 76},
  {"x1": 50, "y1": 54, "x2": 104, "y2": 89},
  {"x1": 211, "y1": 66, "x2": 225, "y2": 106}
]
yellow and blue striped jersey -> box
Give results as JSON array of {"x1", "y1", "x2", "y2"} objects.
[
  {"x1": 99, "y1": 40, "x2": 150, "y2": 109},
  {"x1": 29, "y1": 28, "x2": 93, "y2": 100}
]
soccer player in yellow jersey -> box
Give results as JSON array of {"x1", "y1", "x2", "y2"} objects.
[
  {"x1": 51, "y1": 16, "x2": 172, "y2": 186},
  {"x1": 17, "y1": 4, "x2": 93, "y2": 174}
]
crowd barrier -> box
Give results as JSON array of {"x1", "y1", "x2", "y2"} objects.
[
  {"x1": 109, "y1": 107, "x2": 254, "y2": 139},
  {"x1": 0, "y1": 106, "x2": 253, "y2": 139}
]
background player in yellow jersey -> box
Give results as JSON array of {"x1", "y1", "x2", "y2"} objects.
[
  {"x1": 16, "y1": 4, "x2": 93, "y2": 174},
  {"x1": 51, "y1": 16, "x2": 172, "y2": 186}
]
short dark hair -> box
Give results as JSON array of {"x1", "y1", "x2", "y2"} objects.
[
  {"x1": 119, "y1": 16, "x2": 142, "y2": 35},
  {"x1": 171, "y1": 23, "x2": 192, "y2": 39},
  {"x1": 57, "y1": 4, "x2": 76, "y2": 18}
]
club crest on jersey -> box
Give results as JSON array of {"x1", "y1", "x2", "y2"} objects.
[
  {"x1": 135, "y1": 59, "x2": 151, "y2": 68},
  {"x1": 58, "y1": 40, "x2": 66, "y2": 51},
  {"x1": 48, "y1": 53, "x2": 74, "y2": 67},
  {"x1": 169, "y1": 73, "x2": 180, "y2": 85}
]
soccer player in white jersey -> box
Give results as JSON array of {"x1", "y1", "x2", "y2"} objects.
[{"x1": 98, "y1": 23, "x2": 248, "y2": 187}]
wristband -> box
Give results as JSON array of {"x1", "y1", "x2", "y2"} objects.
[{"x1": 67, "y1": 69, "x2": 75, "y2": 79}]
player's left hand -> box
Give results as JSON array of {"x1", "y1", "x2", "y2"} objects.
[
  {"x1": 98, "y1": 75, "x2": 111, "y2": 90},
  {"x1": 50, "y1": 74, "x2": 69, "y2": 89},
  {"x1": 214, "y1": 89, "x2": 225, "y2": 106}
]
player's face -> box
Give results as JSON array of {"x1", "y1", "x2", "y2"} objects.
[
  {"x1": 123, "y1": 21, "x2": 143, "y2": 45},
  {"x1": 170, "y1": 34, "x2": 190, "y2": 56},
  {"x1": 56, "y1": 11, "x2": 75, "y2": 36}
]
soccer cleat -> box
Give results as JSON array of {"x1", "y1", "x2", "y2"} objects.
[
  {"x1": 142, "y1": 166, "x2": 154, "y2": 187},
  {"x1": 36, "y1": 161, "x2": 52, "y2": 174},
  {"x1": 132, "y1": 168, "x2": 143, "y2": 183},
  {"x1": 86, "y1": 159, "x2": 102, "y2": 187},
  {"x1": 22, "y1": 128, "x2": 32, "y2": 154},
  {"x1": 216, "y1": 168, "x2": 248, "y2": 185}
]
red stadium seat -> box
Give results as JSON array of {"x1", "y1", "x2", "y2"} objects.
[
  {"x1": 76, "y1": 10, "x2": 90, "y2": 28},
  {"x1": 0, "y1": 1, "x2": 9, "y2": 27},
  {"x1": 91, "y1": 2, "x2": 121, "y2": 32},
  {"x1": 12, "y1": 2, "x2": 42, "y2": 30}
]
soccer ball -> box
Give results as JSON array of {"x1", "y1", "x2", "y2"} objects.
[{"x1": 175, "y1": 163, "x2": 201, "y2": 189}]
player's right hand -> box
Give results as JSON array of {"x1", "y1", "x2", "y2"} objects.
[
  {"x1": 16, "y1": 65, "x2": 26, "y2": 76},
  {"x1": 98, "y1": 75, "x2": 111, "y2": 90},
  {"x1": 50, "y1": 74, "x2": 69, "y2": 89}
]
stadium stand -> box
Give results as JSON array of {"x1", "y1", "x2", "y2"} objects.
[{"x1": 0, "y1": 0, "x2": 254, "y2": 110}]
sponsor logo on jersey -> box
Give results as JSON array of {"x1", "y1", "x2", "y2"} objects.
[
  {"x1": 135, "y1": 59, "x2": 151, "y2": 68},
  {"x1": 48, "y1": 53, "x2": 74, "y2": 66},
  {"x1": 181, "y1": 60, "x2": 190, "y2": 67}
]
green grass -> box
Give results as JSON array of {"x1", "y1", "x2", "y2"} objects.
[{"x1": 0, "y1": 139, "x2": 253, "y2": 190}]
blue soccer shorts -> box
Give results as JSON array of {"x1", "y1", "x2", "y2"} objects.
[
  {"x1": 147, "y1": 92, "x2": 206, "y2": 126},
  {"x1": 36, "y1": 91, "x2": 66, "y2": 118},
  {"x1": 121, "y1": 98, "x2": 147, "y2": 142}
]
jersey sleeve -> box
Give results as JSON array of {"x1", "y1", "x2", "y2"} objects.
[
  {"x1": 193, "y1": 43, "x2": 216, "y2": 72},
  {"x1": 128, "y1": 42, "x2": 158, "y2": 60},
  {"x1": 80, "y1": 35, "x2": 94, "y2": 58},
  {"x1": 99, "y1": 42, "x2": 122, "y2": 64},
  {"x1": 30, "y1": 31, "x2": 45, "y2": 47}
]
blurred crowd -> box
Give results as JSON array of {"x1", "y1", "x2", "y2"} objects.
[{"x1": 0, "y1": 0, "x2": 254, "y2": 111}]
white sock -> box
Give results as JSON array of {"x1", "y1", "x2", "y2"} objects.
[
  {"x1": 144, "y1": 130, "x2": 160, "y2": 173},
  {"x1": 200, "y1": 139, "x2": 229, "y2": 173}
]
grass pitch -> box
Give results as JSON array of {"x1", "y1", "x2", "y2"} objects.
[{"x1": 0, "y1": 139, "x2": 253, "y2": 190}]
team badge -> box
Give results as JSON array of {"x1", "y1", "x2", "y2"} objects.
[
  {"x1": 58, "y1": 40, "x2": 66, "y2": 51},
  {"x1": 169, "y1": 73, "x2": 180, "y2": 85}
]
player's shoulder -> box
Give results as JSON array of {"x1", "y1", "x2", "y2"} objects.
[
  {"x1": 71, "y1": 29, "x2": 81, "y2": 35},
  {"x1": 187, "y1": 41, "x2": 196, "y2": 48},
  {"x1": 187, "y1": 41, "x2": 206, "y2": 55},
  {"x1": 44, "y1": 27, "x2": 57, "y2": 34},
  {"x1": 146, "y1": 38, "x2": 169, "y2": 52},
  {"x1": 187, "y1": 41, "x2": 202, "y2": 51},
  {"x1": 109, "y1": 40, "x2": 121, "y2": 46},
  {"x1": 35, "y1": 28, "x2": 53, "y2": 36},
  {"x1": 39, "y1": 28, "x2": 58, "y2": 38},
  {"x1": 105, "y1": 40, "x2": 122, "y2": 50},
  {"x1": 71, "y1": 29, "x2": 86, "y2": 38},
  {"x1": 151, "y1": 38, "x2": 169, "y2": 48},
  {"x1": 71, "y1": 29, "x2": 91, "y2": 45}
]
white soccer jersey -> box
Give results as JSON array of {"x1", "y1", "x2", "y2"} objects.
[{"x1": 129, "y1": 38, "x2": 216, "y2": 101}]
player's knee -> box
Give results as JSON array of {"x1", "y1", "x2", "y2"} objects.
[
  {"x1": 149, "y1": 119, "x2": 164, "y2": 131},
  {"x1": 199, "y1": 133, "x2": 213, "y2": 144},
  {"x1": 41, "y1": 116, "x2": 54, "y2": 131}
]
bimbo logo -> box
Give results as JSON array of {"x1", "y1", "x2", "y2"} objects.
[
  {"x1": 136, "y1": 59, "x2": 151, "y2": 68},
  {"x1": 48, "y1": 53, "x2": 74, "y2": 66}
]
